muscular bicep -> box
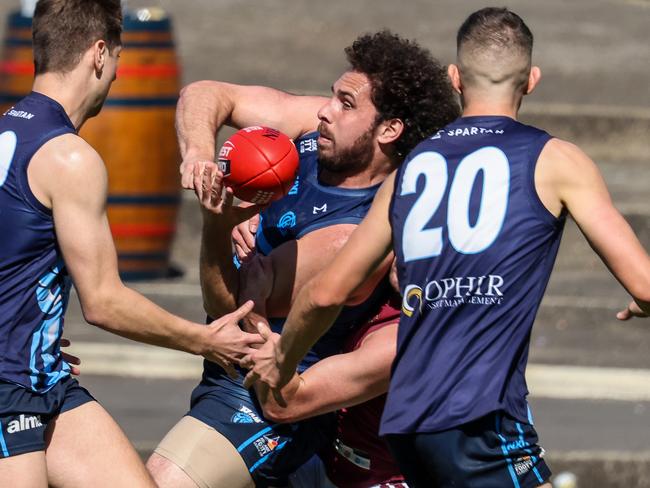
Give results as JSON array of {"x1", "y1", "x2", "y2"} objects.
[
  {"x1": 180, "y1": 81, "x2": 326, "y2": 140},
  {"x1": 262, "y1": 324, "x2": 397, "y2": 423},
  {"x1": 35, "y1": 136, "x2": 122, "y2": 305}
]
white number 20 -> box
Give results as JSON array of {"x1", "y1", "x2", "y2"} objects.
[
  {"x1": 400, "y1": 146, "x2": 509, "y2": 262},
  {"x1": 0, "y1": 130, "x2": 18, "y2": 188}
]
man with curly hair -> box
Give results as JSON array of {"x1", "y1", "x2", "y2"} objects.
[
  {"x1": 246, "y1": 7, "x2": 650, "y2": 488},
  {"x1": 146, "y1": 31, "x2": 459, "y2": 488}
]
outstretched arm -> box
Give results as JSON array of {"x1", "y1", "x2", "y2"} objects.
[
  {"x1": 536, "y1": 139, "x2": 650, "y2": 317},
  {"x1": 244, "y1": 173, "x2": 396, "y2": 389},
  {"x1": 29, "y1": 135, "x2": 262, "y2": 374},
  {"x1": 176, "y1": 81, "x2": 326, "y2": 189},
  {"x1": 181, "y1": 82, "x2": 326, "y2": 319},
  {"x1": 254, "y1": 322, "x2": 397, "y2": 423}
]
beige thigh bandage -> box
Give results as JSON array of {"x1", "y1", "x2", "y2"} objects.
[{"x1": 154, "y1": 416, "x2": 254, "y2": 488}]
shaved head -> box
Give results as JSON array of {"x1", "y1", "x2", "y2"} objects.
[{"x1": 456, "y1": 7, "x2": 533, "y2": 93}]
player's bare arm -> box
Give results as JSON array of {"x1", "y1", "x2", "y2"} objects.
[
  {"x1": 242, "y1": 224, "x2": 393, "y2": 318},
  {"x1": 254, "y1": 322, "x2": 397, "y2": 424},
  {"x1": 176, "y1": 81, "x2": 326, "y2": 189},
  {"x1": 201, "y1": 197, "x2": 390, "y2": 327},
  {"x1": 536, "y1": 138, "x2": 650, "y2": 317},
  {"x1": 29, "y1": 134, "x2": 263, "y2": 372},
  {"x1": 244, "y1": 173, "x2": 396, "y2": 389}
]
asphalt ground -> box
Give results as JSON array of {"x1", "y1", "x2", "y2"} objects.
[{"x1": 1, "y1": 0, "x2": 649, "y2": 486}]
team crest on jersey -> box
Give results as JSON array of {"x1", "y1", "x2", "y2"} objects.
[
  {"x1": 277, "y1": 211, "x2": 297, "y2": 235},
  {"x1": 231, "y1": 405, "x2": 263, "y2": 424}
]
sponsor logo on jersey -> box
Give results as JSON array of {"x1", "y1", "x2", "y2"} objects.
[
  {"x1": 231, "y1": 405, "x2": 263, "y2": 424},
  {"x1": 401, "y1": 274, "x2": 505, "y2": 316},
  {"x1": 254, "y1": 434, "x2": 281, "y2": 457},
  {"x1": 402, "y1": 285, "x2": 423, "y2": 318},
  {"x1": 5, "y1": 109, "x2": 35, "y2": 120},
  {"x1": 7, "y1": 414, "x2": 43, "y2": 434},
  {"x1": 299, "y1": 138, "x2": 318, "y2": 153},
  {"x1": 288, "y1": 177, "x2": 300, "y2": 195},
  {"x1": 513, "y1": 456, "x2": 534, "y2": 476},
  {"x1": 442, "y1": 127, "x2": 505, "y2": 137}
]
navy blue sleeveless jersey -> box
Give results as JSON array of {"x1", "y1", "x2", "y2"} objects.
[
  {"x1": 0, "y1": 92, "x2": 75, "y2": 393},
  {"x1": 258, "y1": 131, "x2": 390, "y2": 369},
  {"x1": 383, "y1": 116, "x2": 564, "y2": 434},
  {"x1": 204, "y1": 131, "x2": 389, "y2": 381}
]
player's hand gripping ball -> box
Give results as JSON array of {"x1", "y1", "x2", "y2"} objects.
[{"x1": 217, "y1": 126, "x2": 299, "y2": 204}]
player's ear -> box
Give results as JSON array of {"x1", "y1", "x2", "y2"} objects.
[
  {"x1": 525, "y1": 66, "x2": 541, "y2": 95},
  {"x1": 376, "y1": 118, "x2": 403, "y2": 145},
  {"x1": 448, "y1": 64, "x2": 462, "y2": 94},
  {"x1": 93, "y1": 40, "x2": 107, "y2": 77}
]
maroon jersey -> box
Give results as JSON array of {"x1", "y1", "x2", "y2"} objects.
[{"x1": 321, "y1": 298, "x2": 407, "y2": 488}]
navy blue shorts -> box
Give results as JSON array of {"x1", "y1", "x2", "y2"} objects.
[
  {"x1": 188, "y1": 371, "x2": 335, "y2": 487},
  {"x1": 386, "y1": 410, "x2": 551, "y2": 488},
  {"x1": 0, "y1": 375, "x2": 95, "y2": 458}
]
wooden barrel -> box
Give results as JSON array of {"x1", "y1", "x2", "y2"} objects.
[
  {"x1": 0, "y1": 11, "x2": 182, "y2": 280},
  {"x1": 0, "y1": 12, "x2": 33, "y2": 104}
]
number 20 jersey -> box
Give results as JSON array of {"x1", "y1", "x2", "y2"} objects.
[{"x1": 383, "y1": 116, "x2": 565, "y2": 435}]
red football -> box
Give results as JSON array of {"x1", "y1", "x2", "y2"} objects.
[{"x1": 217, "y1": 126, "x2": 299, "y2": 204}]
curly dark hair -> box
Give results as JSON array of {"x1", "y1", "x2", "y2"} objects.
[{"x1": 345, "y1": 30, "x2": 459, "y2": 160}]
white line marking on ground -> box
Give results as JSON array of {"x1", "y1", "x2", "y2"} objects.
[
  {"x1": 128, "y1": 282, "x2": 203, "y2": 297},
  {"x1": 540, "y1": 295, "x2": 626, "y2": 309},
  {"x1": 66, "y1": 342, "x2": 203, "y2": 380},
  {"x1": 67, "y1": 342, "x2": 650, "y2": 401},
  {"x1": 527, "y1": 364, "x2": 650, "y2": 402},
  {"x1": 75, "y1": 281, "x2": 633, "y2": 312}
]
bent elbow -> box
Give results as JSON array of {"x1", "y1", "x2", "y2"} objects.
[
  {"x1": 309, "y1": 281, "x2": 347, "y2": 310},
  {"x1": 79, "y1": 283, "x2": 123, "y2": 329},
  {"x1": 179, "y1": 80, "x2": 217, "y2": 100},
  {"x1": 80, "y1": 296, "x2": 109, "y2": 328}
]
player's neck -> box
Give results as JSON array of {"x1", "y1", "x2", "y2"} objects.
[
  {"x1": 32, "y1": 73, "x2": 94, "y2": 129},
  {"x1": 461, "y1": 103, "x2": 519, "y2": 119},
  {"x1": 460, "y1": 92, "x2": 523, "y2": 120},
  {"x1": 320, "y1": 157, "x2": 395, "y2": 189}
]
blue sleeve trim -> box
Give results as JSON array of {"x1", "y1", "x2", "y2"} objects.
[{"x1": 256, "y1": 229, "x2": 273, "y2": 256}]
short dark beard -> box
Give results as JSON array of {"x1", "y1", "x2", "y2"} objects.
[{"x1": 318, "y1": 122, "x2": 376, "y2": 175}]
